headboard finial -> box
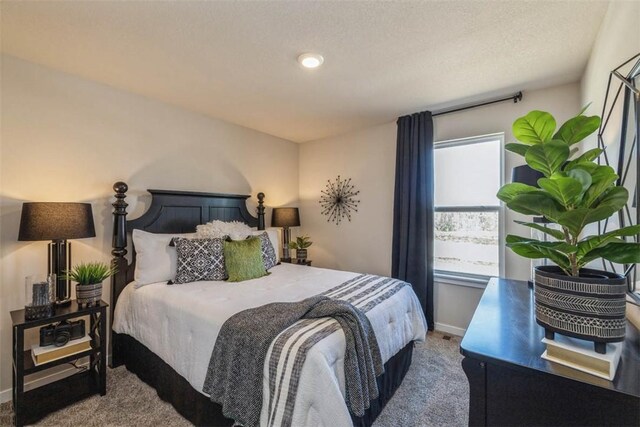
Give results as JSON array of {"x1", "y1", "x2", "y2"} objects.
[
  {"x1": 112, "y1": 181, "x2": 129, "y2": 258},
  {"x1": 257, "y1": 192, "x2": 266, "y2": 230},
  {"x1": 114, "y1": 181, "x2": 128, "y2": 194}
]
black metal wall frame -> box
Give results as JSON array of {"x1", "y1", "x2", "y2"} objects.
[{"x1": 597, "y1": 52, "x2": 640, "y2": 297}]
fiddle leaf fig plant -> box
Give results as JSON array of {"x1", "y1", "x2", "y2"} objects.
[{"x1": 498, "y1": 108, "x2": 640, "y2": 277}]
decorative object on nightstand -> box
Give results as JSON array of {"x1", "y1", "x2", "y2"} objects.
[
  {"x1": 24, "y1": 274, "x2": 55, "y2": 320},
  {"x1": 271, "y1": 207, "x2": 300, "y2": 261},
  {"x1": 65, "y1": 262, "x2": 116, "y2": 308},
  {"x1": 288, "y1": 235, "x2": 313, "y2": 261},
  {"x1": 319, "y1": 175, "x2": 360, "y2": 225},
  {"x1": 540, "y1": 334, "x2": 623, "y2": 380},
  {"x1": 497, "y1": 108, "x2": 640, "y2": 354},
  {"x1": 18, "y1": 202, "x2": 96, "y2": 305},
  {"x1": 11, "y1": 300, "x2": 108, "y2": 426}
]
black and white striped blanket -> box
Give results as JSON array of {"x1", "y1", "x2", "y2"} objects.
[{"x1": 204, "y1": 274, "x2": 408, "y2": 427}]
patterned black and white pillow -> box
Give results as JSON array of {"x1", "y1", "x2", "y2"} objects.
[
  {"x1": 256, "y1": 232, "x2": 278, "y2": 270},
  {"x1": 170, "y1": 237, "x2": 227, "y2": 284}
]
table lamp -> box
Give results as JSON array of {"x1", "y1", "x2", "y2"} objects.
[
  {"x1": 511, "y1": 165, "x2": 547, "y2": 286},
  {"x1": 271, "y1": 207, "x2": 300, "y2": 261},
  {"x1": 18, "y1": 202, "x2": 96, "y2": 305}
]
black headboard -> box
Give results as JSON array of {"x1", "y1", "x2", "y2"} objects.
[{"x1": 110, "y1": 181, "x2": 265, "y2": 321}]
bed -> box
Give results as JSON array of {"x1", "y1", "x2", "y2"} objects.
[{"x1": 109, "y1": 182, "x2": 427, "y2": 427}]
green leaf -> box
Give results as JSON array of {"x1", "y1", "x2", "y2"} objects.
[
  {"x1": 553, "y1": 115, "x2": 601, "y2": 146},
  {"x1": 506, "y1": 235, "x2": 536, "y2": 244},
  {"x1": 497, "y1": 182, "x2": 538, "y2": 204},
  {"x1": 505, "y1": 143, "x2": 530, "y2": 156},
  {"x1": 566, "y1": 168, "x2": 592, "y2": 194},
  {"x1": 577, "y1": 225, "x2": 640, "y2": 259},
  {"x1": 505, "y1": 235, "x2": 573, "y2": 270},
  {"x1": 506, "y1": 192, "x2": 565, "y2": 220},
  {"x1": 566, "y1": 162, "x2": 599, "y2": 174},
  {"x1": 592, "y1": 186, "x2": 628, "y2": 213},
  {"x1": 525, "y1": 140, "x2": 570, "y2": 177},
  {"x1": 556, "y1": 191, "x2": 626, "y2": 237},
  {"x1": 582, "y1": 165, "x2": 618, "y2": 207},
  {"x1": 583, "y1": 242, "x2": 640, "y2": 265},
  {"x1": 505, "y1": 235, "x2": 548, "y2": 258},
  {"x1": 578, "y1": 103, "x2": 592, "y2": 116},
  {"x1": 531, "y1": 241, "x2": 578, "y2": 254},
  {"x1": 514, "y1": 220, "x2": 566, "y2": 240},
  {"x1": 538, "y1": 177, "x2": 584, "y2": 207},
  {"x1": 565, "y1": 148, "x2": 603, "y2": 169},
  {"x1": 556, "y1": 207, "x2": 603, "y2": 237},
  {"x1": 513, "y1": 111, "x2": 556, "y2": 144}
]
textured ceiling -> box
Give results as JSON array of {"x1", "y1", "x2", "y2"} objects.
[{"x1": 1, "y1": 1, "x2": 609, "y2": 142}]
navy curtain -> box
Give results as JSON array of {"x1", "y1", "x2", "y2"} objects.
[{"x1": 392, "y1": 111, "x2": 434, "y2": 330}]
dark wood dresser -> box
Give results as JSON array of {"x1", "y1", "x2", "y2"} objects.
[{"x1": 460, "y1": 278, "x2": 640, "y2": 426}]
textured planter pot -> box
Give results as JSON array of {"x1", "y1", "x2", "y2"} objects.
[
  {"x1": 76, "y1": 282, "x2": 102, "y2": 307},
  {"x1": 296, "y1": 249, "x2": 308, "y2": 261},
  {"x1": 534, "y1": 265, "x2": 627, "y2": 354}
]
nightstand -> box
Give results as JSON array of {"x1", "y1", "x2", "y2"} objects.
[
  {"x1": 10, "y1": 300, "x2": 108, "y2": 426},
  {"x1": 281, "y1": 258, "x2": 312, "y2": 266}
]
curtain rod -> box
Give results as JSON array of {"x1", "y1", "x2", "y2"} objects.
[{"x1": 432, "y1": 91, "x2": 523, "y2": 117}]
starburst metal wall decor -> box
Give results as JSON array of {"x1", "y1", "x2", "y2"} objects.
[{"x1": 319, "y1": 176, "x2": 361, "y2": 225}]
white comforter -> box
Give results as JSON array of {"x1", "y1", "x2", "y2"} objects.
[{"x1": 113, "y1": 263, "x2": 427, "y2": 427}]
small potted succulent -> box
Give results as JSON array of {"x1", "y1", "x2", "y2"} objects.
[
  {"x1": 65, "y1": 262, "x2": 117, "y2": 307},
  {"x1": 498, "y1": 107, "x2": 640, "y2": 353},
  {"x1": 288, "y1": 236, "x2": 313, "y2": 261}
]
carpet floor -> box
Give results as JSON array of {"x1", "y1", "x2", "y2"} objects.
[{"x1": 0, "y1": 332, "x2": 468, "y2": 427}]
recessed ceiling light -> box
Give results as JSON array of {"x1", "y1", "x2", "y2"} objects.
[{"x1": 298, "y1": 53, "x2": 324, "y2": 69}]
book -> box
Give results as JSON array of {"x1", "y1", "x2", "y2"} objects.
[
  {"x1": 626, "y1": 294, "x2": 640, "y2": 331},
  {"x1": 541, "y1": 335, "x2": 623, "y2": 380},
  {"x1": 31, "y1": 335, "x2": 91, "y2": 366}
]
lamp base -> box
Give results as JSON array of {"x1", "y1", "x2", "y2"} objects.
[
  {"x1": 282, "y1": 227, "x2": 291, "y2": 261},
  {"x1": 55, "y1": 297, "x2": 72, "y2": 306},
  {"x1": 49, "y1": 240, "x2": 72, "y2": 304}
]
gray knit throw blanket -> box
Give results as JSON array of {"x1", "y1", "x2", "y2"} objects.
[{"x1": 202, "y1": 295, "x2": 383, "y2": 427}]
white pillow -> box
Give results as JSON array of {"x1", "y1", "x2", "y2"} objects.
[
  {"x1": 132, "y1": 229, "x2": 195, "y2": 287},
  {"x1": 196, "y1": 220, "x2": 252, "y2": 241},
  {"x1": 252, "y1": 228, "x2": 281, "y2": 263}
]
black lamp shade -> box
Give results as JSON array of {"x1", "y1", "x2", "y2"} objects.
[
  {"x1": 512, "y1": 165, "x2": 544, "y2": 187},
  {"x1": 271, "y1": 207, "x2": 301, "y2": 227},
  {"x1": 18, "y1": 202, "x2": 96, "y2": 241}
]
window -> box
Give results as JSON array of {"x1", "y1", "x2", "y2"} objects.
[{"x1": 434, "y1": 133, "x2": 503, "y2": 280}]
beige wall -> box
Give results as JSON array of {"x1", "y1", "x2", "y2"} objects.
[
  {"x1": 299, "y1": 121, "x2": 397, "y2": 276},
  {"x1": 579, "y1": 0, "x2": 639, "y2": 288},
  {"x1": 0, "y1": 55, "x2": 299, "y2": 399},
  {"x1": 581, "y1": 1, "x2": 640, "y2": 121},
  {"x1": 299, "y1": 82, "x2": 581, "y2": 334}
]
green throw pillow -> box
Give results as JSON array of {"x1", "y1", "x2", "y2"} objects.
[{"x1": 224, "y1": 237, "x2": 269, "y2": 282}]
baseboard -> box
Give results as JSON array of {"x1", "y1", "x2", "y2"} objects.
[
  {"x1": 435, "y1": 322, "x2": 466, "y2": 337},
  {"x1": 0, "y1": 354, "x2": 112, "y2": 404}
]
